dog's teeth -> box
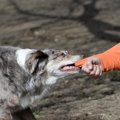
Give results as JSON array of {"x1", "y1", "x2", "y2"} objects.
[
  {"x1": 70, "y1": 66, "x2": 73, "y2": 69},
  {"x1": 61, "y1": 65, "x2": 79, "y2": 71},
  {"x1": 63, "y1": 66, "x2": 69, "y2": 70}
]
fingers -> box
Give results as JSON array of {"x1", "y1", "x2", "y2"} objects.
[
  {"x1": 95, "y1": 65, "x2": 102, "y2": 76},
  {"x1": 82, "y1": 64, "x2": 102, "y2": 77},
  {"x1": 89, "y1": 65, "x2": 97, "y2": 76},
  {"x1": 82, "y1": 62, "x2": 93, "y2": 73},
  {"x1": 81, "y1": 57, "x2": 102, "y2": 77}
]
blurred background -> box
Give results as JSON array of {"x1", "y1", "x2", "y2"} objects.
[{"x1": 0, "y1": 0, "x2": 120, "y2": 120}]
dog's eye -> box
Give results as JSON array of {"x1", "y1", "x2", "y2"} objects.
[
  {"x1": 60, "y1": 52, "x2": 66, "y2": 57},
  {"x1": 52, "y1": 51, "x2": 55, "y2": 54}
]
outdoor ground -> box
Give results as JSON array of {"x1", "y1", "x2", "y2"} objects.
[{"x1": 0, "y1": 0, "x2": 120, "y2": 119}]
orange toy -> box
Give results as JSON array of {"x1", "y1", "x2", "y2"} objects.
[{"x1": 75, "y1": 43, "x2": 120, "y2": 72}]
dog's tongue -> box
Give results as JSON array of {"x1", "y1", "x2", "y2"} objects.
[{"x1": 62, "y1": 66, "x2": 79, "y2": 71}]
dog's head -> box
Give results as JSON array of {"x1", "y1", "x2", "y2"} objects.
[
  {"x1": 43, "y1": 49, "x2": 83, "y2": 78},
  {"x1": 16, "y1": 48, "x2": 82, "y2": 85}
]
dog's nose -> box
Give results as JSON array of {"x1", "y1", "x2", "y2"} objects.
[
  {"x1": 80, "y1": 55, "x2": 84, "y2": 58},
  {"x1": 64, "y1": 51, "x2": 69, "y2": 54}
]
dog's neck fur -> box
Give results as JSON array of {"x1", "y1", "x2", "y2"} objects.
[{"x1": 46, "y1": 76, "x2": 57, "y2": 85}]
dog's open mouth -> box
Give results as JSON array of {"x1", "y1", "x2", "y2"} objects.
[{"x1": 60, "y1": 63, "x2": 80, "y2": 72}]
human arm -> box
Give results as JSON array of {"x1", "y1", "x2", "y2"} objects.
[{"x1": 75, "y1": 43, "x2": 120, "y2": 76}]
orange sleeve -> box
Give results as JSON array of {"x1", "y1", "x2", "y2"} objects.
[{"x1": 75, "y1": 43, "x2": 120, "y2": 72}]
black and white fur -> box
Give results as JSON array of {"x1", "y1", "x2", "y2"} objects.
[{"x1": 0, "y1": 46, "x2": 82, "y2": 120}]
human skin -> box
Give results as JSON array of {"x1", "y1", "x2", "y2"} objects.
[
  {"x1": 75, "y1": 43, "x2": 120, "y2": 76},
  {"x1": 79, "y1": 57, "x2": 103, "y2": 76}
]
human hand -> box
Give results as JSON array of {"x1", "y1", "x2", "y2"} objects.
[{"x1": 75, "y1": 57, "x2": 103, "y2": 77}]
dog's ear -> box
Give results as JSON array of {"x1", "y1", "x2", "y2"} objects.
[{"x1": 26, "y1": 50, "x2": 48, "y2": 74}]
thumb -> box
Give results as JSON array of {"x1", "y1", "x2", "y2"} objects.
[
  {"x1": 75, "y1": 58, "x2": 87, "y2": 68},
  {"x1": 86, "y1": 58, "x2": 94, "y2": 70}
]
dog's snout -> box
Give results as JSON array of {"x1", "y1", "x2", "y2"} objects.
[
  {"x1": 80, "y1": 55, "x2": 84, "y2": 58},
  {"x1": 64, "y1": 51, "x2": 69, "y2": 55},
  {"x1": 60, "y1": 51, "x2": 69, "y2": 56}
]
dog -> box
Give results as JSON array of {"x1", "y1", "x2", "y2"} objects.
[{"x1": 0, "y1": 46, "x2": 82, "y2": 120}]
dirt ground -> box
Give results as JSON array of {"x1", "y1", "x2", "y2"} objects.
[{"x1": 0, "y1": 0, "x2": 120, "y2": 120}]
